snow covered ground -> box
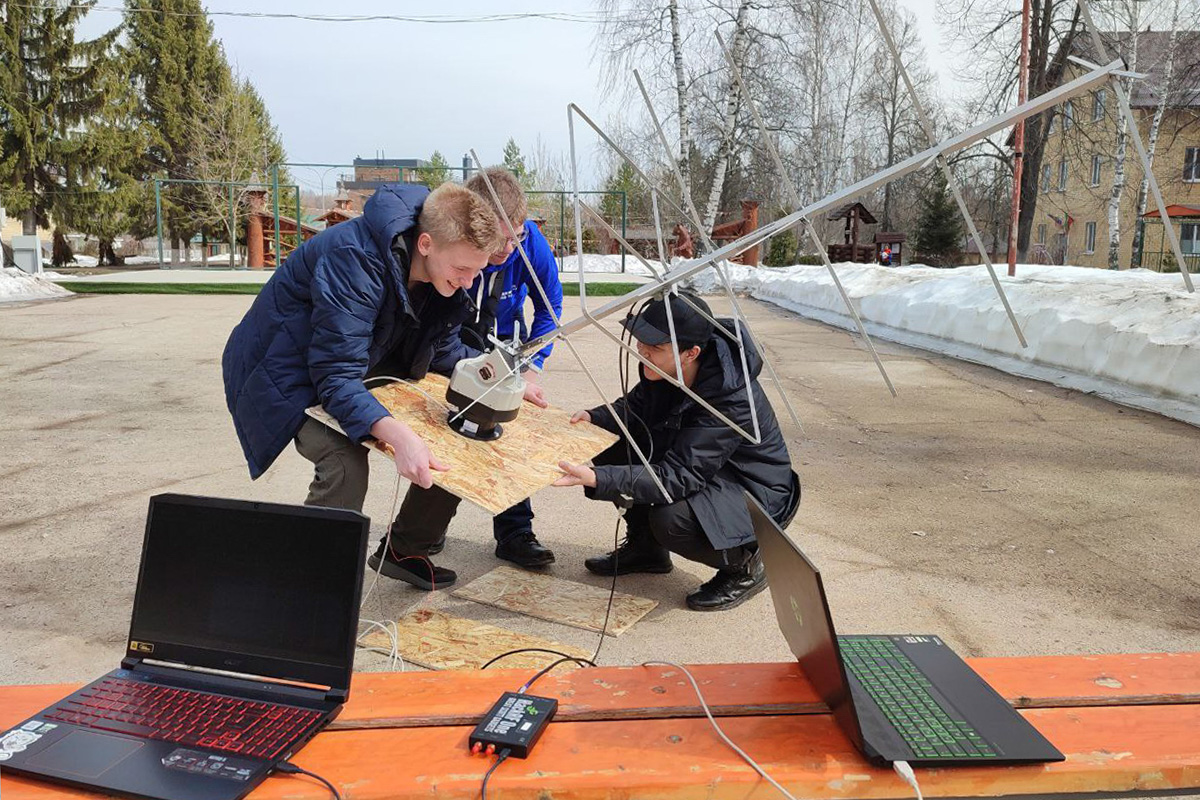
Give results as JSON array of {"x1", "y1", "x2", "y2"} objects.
[
  {"x1": 689, "y1": 262, "x2": 1200, "y2": 426},
  {"x1": 556, "y1": 253, "x2": 660, "y2": 275},
  {"x1": 0, "y1": 268, "x2": 73, "y2": 303}
]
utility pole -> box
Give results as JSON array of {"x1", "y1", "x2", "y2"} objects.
[{"x1": 1007, "y1": 0, "x2": 1033, "y2": 276}]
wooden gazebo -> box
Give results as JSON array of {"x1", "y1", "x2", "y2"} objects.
[{"x1": 826, "y1": 202, "x2": 877, "y2": 263}]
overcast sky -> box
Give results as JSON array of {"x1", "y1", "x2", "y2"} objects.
[{"x1": 83, "y1": 0, "x2": 962, "y2": 193}]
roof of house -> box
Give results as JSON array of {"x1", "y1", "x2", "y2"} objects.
[
  {"x1": 1141, "y1": 203, "x2": 1200, "y2": 218},
  {"x1": 1075, "y1": 30, "x2": 1200, "y2": 108}
]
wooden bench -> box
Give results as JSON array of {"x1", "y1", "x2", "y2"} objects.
[{"x1": 3, "y1": 653, "x2": 1199, "y2": 799}]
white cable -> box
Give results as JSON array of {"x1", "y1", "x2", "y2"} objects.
[
  {"x1": 642, "y1": 661, "x2": 801, "y2": 800},
  {"x1": 356, "y1": 619, "x2": 405, "y2": 672},
  {"x1": 893, "y1": 761, "x2": 923, "y2": 800}
]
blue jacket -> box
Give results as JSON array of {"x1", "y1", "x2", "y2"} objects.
[
  {"x1": 455, "y1": 220, "x2": 563, "y2": 369},
  {"x1": 222, "y1": 184, "x2": 473, "y2": 479}
]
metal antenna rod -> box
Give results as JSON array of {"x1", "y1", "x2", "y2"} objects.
[
  {"x1": 522, "y1": 58, "x2": 1123, "y2": 354},
  {"x1": 864, "y1": 0, "x2": 1029, "y2": 348},
  {"x1": 631, "y1": 70, "x2": 794, "y2": 435},
  {"x1": 1074, "y1": 0, "x2": 1193, "y2": 292},
  {"x1": 715, "y1": 31, "x2": 897, "y2": 398},
  {"x1": 565, "y1": 132, "x2": 765, "y2": 443}
]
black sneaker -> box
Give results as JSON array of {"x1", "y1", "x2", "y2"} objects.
[
  {"x1": 584, "y1": 538, "x2": 673, "y2": 576},
  {"x1": 367, "y1": 546, "x2": 456, "y2": 590},
  {"x1": 428, "y1": 536, "x2": 446, "y2": 556},
  {"x1": 495, "y1": 531, "x2": 555, "y2": 567},
  {"x1": 685, "y1": 554, "x2": 766, "y2": 611}
]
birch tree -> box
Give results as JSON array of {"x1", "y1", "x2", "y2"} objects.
[{"x1": 1131, "y1": 0, "x2": 1183, "y2": 264}]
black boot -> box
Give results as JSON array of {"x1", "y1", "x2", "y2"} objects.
[
  {"x1": 686, "y1": 553, "x2": 766, "y2": 611},
  {"x1": 367, "y1": 543, "x2": 456, "y2": 590},
  {"x1": 495, "y1": 531, "x2": 556, "y2": 567},
  {"x1": 585, "y1": 537, "x2": 673, "y2": 576}
]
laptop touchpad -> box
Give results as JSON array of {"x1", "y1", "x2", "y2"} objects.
[{"x1": 27, "y1": 731, "x2": 143, "y2": 778}]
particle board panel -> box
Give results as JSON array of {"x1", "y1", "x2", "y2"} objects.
[
  {"x1": 451, "y1": 566, "x2": 657, "y2": 636},
  {"x1": 305, "y1": 374, "x2": 617, "y2": 514},
  {"x1": 358, "y1": 608, "x2": 591, "y2": 672}
]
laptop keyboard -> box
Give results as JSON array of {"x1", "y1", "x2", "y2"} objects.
[
  {"x1": 839, "y1": 636, "x2": 997, "y2": 759},
  {"x1": 43, "y1": 676, "x2": 321, "y2": 759}
]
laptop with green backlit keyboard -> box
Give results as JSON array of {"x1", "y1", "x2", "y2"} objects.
[{"x1": 747, "y1": 493, "x2": 1064, "y2": 766}]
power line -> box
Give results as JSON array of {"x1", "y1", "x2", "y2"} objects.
[{"x1": 12, "y1": 3, "x2": 638, "y2": 25}]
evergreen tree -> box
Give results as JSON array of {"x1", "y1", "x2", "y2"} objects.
[
  {"x1": 764, "y1": 223, "x2": 798, "y2": 267},
  {"x1": 0, "y1": 1, "x2": 119, "y2": 239},
  {"x1": 123, "y1": 0, "x2": 230, "y2": 254},
  {"x1": 416, "y1": 151, "x2": 450, "y2": 190},
  {"x1": 502, "y1": 138, "x2": 536, "y2": 191},
  {"x1": 57, "y1": 48, "x2": 152, "y2": 266},
  {"x1": 599, "y1": 161, "x2": 646, "y2": 230},
  {"x1": 913, "y1": 171, "x2": 963, "y2": 267}
]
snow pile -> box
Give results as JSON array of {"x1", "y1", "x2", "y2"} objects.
[
  {"x1": 0, "y1": 268, "x2": 73, "y2": 303},
  {"x1": 557, "y1": 253, "x2": 661, "y2": 276},
  {"x1": 689, "y1": 262, "x2": 1200, "y2": 424}
]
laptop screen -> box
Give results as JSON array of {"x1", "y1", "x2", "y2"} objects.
[
  {"x1": 127, "y1": 494, "x2": 367, "y2": 689},
  {"x1": 746, "y1": 493, "x2": 867, "y2": 751}
]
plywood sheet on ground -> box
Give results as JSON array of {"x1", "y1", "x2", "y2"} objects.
[
  {"x1": 306, "y1": 374, "x2": 617, "y2": 514},
  {"x1": 359, "y1": 608, "x2": 591, "y2": 671},
  {"x1": 452, "y1": 566, "x2": 657, "y2": 636}
]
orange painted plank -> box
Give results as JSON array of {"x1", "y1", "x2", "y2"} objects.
[
  {"x1": 4, "y1": 704, "x2": 1200, "y2": 800},
  {"x1": 2, "y1": 653, "x2": 1199, "y2": 734},
  {"x1": 970, "y1": 652, "x2": 1200, "y2": 707}
]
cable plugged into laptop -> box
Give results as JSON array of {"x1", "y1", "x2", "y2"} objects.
[
  {"x1": 893, "y1": 760, "x2": 924, "y2": 800},
  {"x1": 276, "y1": 761, "x2": 342, "y2": 800}
]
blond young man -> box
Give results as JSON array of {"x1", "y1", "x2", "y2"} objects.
[
  {"x1": 222, "y1": 182, "x2": 503, "y2": 588},
  {"x1": 370, "y1": 168, "x2": 565, "y2": 587}
]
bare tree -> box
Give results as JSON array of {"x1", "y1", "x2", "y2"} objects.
[
  {"x1": 943, "y1": 0, "x2": 1082, "y2": 260},
  {"x1": 187, "y1": 76, "x2": 281, "y2": 267},
  {"x1": 699, "y1": 0, "x2": 752, "y2": 231}
]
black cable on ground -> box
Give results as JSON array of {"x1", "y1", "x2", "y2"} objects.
[{"x1": 480, "y1": 649, "x2": 597, "y2": 670}]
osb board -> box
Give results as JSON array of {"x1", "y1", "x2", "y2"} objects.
[
  {"x1": 358, "y1": 608, "x2": 591, "y2": 672},
  {"x1": 451, "y1": 566, "x2": 657, "y2": 636},
  {"x1": 306, "y1": 374, "x2": 617, "y2": 514}
]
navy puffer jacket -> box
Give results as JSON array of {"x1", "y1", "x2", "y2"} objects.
[{"x1": 222, "y1": 184, "x2": 473, "y2": 479}]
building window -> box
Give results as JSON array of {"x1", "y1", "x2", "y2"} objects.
[
  {"x1": 1048, "y1": 110, "x2": 1057, "y2": 135},
  {"x1": 1084, "y1": 221, "x2": 1097, "y2": 253},
  {"x1": 1063, "y1": 101, "x2": 1074, "y2": 130},
  {"x1": 1092, "y1": 89, "x2": 1106, "y2": 122},
  {"x1": 1091, "y1": 154, "x2": 1102, "y2": 186},
  {"x1": 1185, "y1": 147, "x2": 1200, "y2": 182},
  {"x1": 1041, "y1": 163, "x2": 1052, "y2": 193},
  {"x1": 1058, "y1": 159, "x2": 1068, "y2": 192},
  {"x1": 1182, "y1": 223, "x2": 1199, "y2": 254},
  {"x1": 1037, "y1": 223, "x2": 1047, "y2": 244}
]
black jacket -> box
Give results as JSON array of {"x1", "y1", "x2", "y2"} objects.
[{"x1": 587, "y1": 322, "x2": 800, "y2": 550}]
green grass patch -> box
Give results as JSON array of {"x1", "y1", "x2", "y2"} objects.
[
  {"x1": 59, "y1": 280, "x2": 646, "y2": 297},
  {"x1": 57, "y1": 282, "x2": 264, "y2": 295}
]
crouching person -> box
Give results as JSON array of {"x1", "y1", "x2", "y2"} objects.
[{"x1": 554, "y1": 292, "x2": 801, "y2": 611}]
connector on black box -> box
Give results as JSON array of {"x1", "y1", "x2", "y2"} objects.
[{"x1": 468, "y1": 692, "x2": 557, "y2": 759}]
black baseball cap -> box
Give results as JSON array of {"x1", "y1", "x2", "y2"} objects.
[{"x1": 621, "y1": 292, "x2": 715, "y2": 347}]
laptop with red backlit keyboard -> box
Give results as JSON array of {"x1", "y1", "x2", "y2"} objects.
[{"x1": 1, "y1": 494, "x2": 369, "y2": 800}]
